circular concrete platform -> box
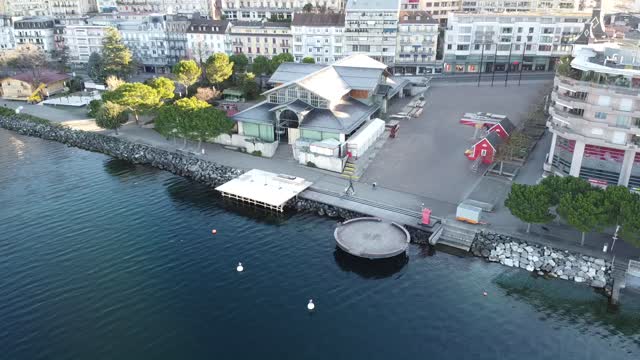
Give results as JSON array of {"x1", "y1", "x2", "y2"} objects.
[{"x1": 334, "y1": 217, "x2": 411, "y2": 259}]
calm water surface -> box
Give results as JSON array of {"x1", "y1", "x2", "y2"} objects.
[{"x1": 1, "y1": 129, "x2": 640, "y2": 360}]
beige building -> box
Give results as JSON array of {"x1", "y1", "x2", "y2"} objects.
[
  {"x1": 221, "y1": 0, "x2": 345, "y2": 21},
  {"x1": 63, "y1": 24, "x2": 109, "y2": 66},
  {"x1": 229, "y1": 20, "x2": 291, "y2": 62},
  {"x1": 1, "y1": 71, "x2": 69, "y2": 100},
  {"x1": 545, "y1": 44, "x2": 640, "y2": 189},
  {"x1": 394, "y1": 10, "x2": 439, "y2": 75}
]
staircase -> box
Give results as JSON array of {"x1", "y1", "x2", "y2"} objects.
[
  {"x1": 432, "y1": 220, "x2": 478, "y2": 251},
  {"x1": 341, "y1": 159, "x2": 358, "y2": 179},
  {"x1": 470, "y1": 156, "x2": 482, "y2": 174}
]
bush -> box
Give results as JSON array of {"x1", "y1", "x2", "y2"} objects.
[
  {"x1": 0, "y1": 107, "x2": 51, "y2": 124},
  {"x1": 87, "y1": 99, "x2": 103, "y2": 117},
  {"x1": 251, "y1": 150, "x2": 262, "y2": 157},
  {"x1": 68, "y1": 76, "x2": 84, "y2": 92},
  {"x1": 307, "y1": 161, "x2": 317, "y2": 168}
]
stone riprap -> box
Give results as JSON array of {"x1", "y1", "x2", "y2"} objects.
[
  {"x1": 472, "y1": 231, "x2": 612, "y2": 289},
  {"x1": 0, "y1": 116, "x2": 243, "y2": 187}
]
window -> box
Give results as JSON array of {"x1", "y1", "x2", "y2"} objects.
[
  {"x1": 619, "y1": 98, "x2": 633, "y2": 112},
  {"x1": 310, "y1": 93, "x2": 320, "y2": 107},
  {"x1": 481, "y1": 149, "x2": 487, "y2": 156},
  {"x1": 474, "y1": 44, "x2": 480, "y2": 50},
  {"x1": 598, "y1": 96, "x2": 611, "y2": 107},
  {"x1": 538, "y1": 45, "x2": 552, "y2": 51},
  {"x1": 287, "y1": 86, "x2": 297, "y2": 100},
  {"x1": 447, "y1": 44, "x2": 452, "y2": 50},
  {"x1": 456, "y1": 44, "x2": 469, "y2": 50},
  {"x1": 595, "y1": 112, "x2": 607, "y2": 120}
]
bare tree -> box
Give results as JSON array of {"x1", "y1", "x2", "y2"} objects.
[
  {"x1": 0, "y1": 44, "x2": 48, "y2": 85},
  {"x1": 195, "y1": 87, "x2": 221, "y2": 103},
  {"x1": 105, "y1": 75, "x2": 126, "y2": 90}
]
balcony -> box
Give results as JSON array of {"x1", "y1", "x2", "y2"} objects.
[{"x1": 557, "y1": 74, "x2": 640, "y2": 97}]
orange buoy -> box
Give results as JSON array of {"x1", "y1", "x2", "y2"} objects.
[{"x1": 211, "y1": 229, "x2": 217, "y2": 235}]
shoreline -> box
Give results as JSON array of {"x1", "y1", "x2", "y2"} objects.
[{"x1": 0, "y1": 116, "x2": 615, "y2": 296}]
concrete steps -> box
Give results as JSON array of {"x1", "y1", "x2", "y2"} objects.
[
  {"x1": 341, "y1": 160, "x2": 359, "y2": 179},
  {"x1": 435, "y1": 221, "x2": 478, "y2": 251}
]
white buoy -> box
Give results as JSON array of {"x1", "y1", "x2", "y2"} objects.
[
  {"x1": 307, "y1": 299, "x2": 315, "y2": 311},
  {"x1": 236, "y1": 262, "x2": 244, "y2": 272}
]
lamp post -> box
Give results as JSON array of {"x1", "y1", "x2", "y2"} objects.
[
  {"x1": 611, "y1": 224, "x2": 621, "y2": 251},
  {"x1": 505, "y1": 43, "x2": 513, "y2": 87},
  {"x1": 477, "y1": 42, "x2": 485, "y2": 87}
]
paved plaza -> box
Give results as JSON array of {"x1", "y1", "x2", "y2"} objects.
[{"x1": 360, "y1": 81, "x2": 552, "y2": 205}]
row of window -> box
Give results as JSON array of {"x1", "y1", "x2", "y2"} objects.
[
  {"x1": 293, "y1": 46, "x2": 342, "y2": 54},
  {"x1": 235, "y1": 47, "x2": 290, "y2": 54},
  {"x1": 448, "y1": 43, "x2": 570, "y2": 52},
  {"x1": 268, "y1": 86, "x2": 328, "y2": 108}
]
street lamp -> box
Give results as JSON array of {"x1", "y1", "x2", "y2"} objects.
[{"x1": 611, "y1": 224, "x2": 621, "y2": 251}]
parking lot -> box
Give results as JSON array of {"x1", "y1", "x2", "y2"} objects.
[{"x1": 360, "y1": 81, "x2": 552, "y2": 206}]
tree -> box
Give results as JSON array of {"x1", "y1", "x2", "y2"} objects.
[
  {"x1": 188, "y1": 107, "x2": 235, "y2": 149},
  {"x1": 0, "y1": 44, "x2": 47, "y2": 86},
  {"x1": 148, "y1": 77, "x2": 175, "y2": 100},
  {"x1": 68, "y1": 76, "x2": 84, "y2": 92},
  {"x1": 102, "y1": 27, "x2": 134, "y2": 79},
  {"x1": 102, "y1": 82, "x2": 160, "y2": 125},
  {"x1": 105, "y1": 75, "x2": 125, "y2": 91},
  {"x1": 95, "y1": 101, "x2": 128, "y2": 135},
  {"x1": 557, "y1": 56, "x2": 574, "y2": 77},
  {"x1": 303, "y1": 2, "x2": 313, "y2": 12},
  {"x1": 87, "y1": 100, "x2": 103, "y2": 117},
  {"x1": 271, "y1": 53, "x2": 294, "y2": 72},
  {"x1": 603, "y1": 185, "x2": 634, "y2": 228},
  {"x1": 172, "y1": 59, "x2": 202, "y2": 96},
  {"x1": 558, "y1": 190, "x2": 609, "y2": 246},
  {"x1": 205, "y1": 53, "x2": 233, "y2": 85},
  {"x1": 238, "y1": 72, "x2": 259, "y2": 100},
  {"x1": 230, "y1": 53, "x2": 249, "y2": 73},
  {"x1": 540, "y1": 175, "x2": 592, "y2": 206},
  {"x1": 504, "y1": 184, "x2": 555, "y2": 233},
  {"x1": 87, "y1": 52, "x2": 103, "y2": 81},
  {"x1": 619, "y1": 193, "x2": 640, "y2": 248},
  {"x1": 251, "y1": 55, "x2": 272, "y2": 76},
  {"x1": 195, "y1": 87, "x2": 221, "y2": 103},
  {"x1": 302, "y1": 56, "x2": 316, "y2": 64},
  {"x1": 50, "y1": 46, "x2": 70, "y2": 71}
]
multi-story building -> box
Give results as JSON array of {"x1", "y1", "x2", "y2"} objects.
[
  {"x1": 118, "y1": 14, "x2": 173, "y2": 73},
  {"x1": 394, "y1": 10, "x2": 438, "y2": 75},
  {"x1": 13, "y1": 17, "x2": 56, "y2": 56},
  {"x1": 96, "y1": 0, "x2": 117, "y2": 12},
  {"x1": 291, "y1": 12, "x2": 345, "y2": 64},
  {"x1": 425, "y1": 1, "x2": 461, "y2": 24},
  {"x1": 186, "y1": 18, "x2": 230, "y2": 63},
  {"x1": 344, "y1": 0, "x2": 400, "y2": 65},
  {"x1": 63, "y1": 24, "x2": 108, "y2": 65},
  {"x1": 400, "y1": 0, "x2": 422, "y2": 10},
  {"x1": 461, "y1": 0, "x2": 593, "y2": 12},
  {"x1": 545, "y1": 44, "x2": 640, "y2": 189},
  {"x1": 0, "y1": 0, "x2": 7, "y2": 14},
  {"x1": 229, "y1": 20, "x2": 291, "y2": 62},
  {"x1": 221, "y1": 0, "x2": 345, "y2": 21},
  {"x1": 443, "y1": 11, "x2": 589, "y2": 73},
  {"x1": 3, "y1": 0, "x2": 97, "y2": 17},
  {"x1": 166, "y1": 14, "x2": 190, "y2": 66},
  {"x1": 0, "y1": 16, "x2": 16, "y2": 51}
]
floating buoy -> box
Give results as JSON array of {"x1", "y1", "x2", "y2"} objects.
[
  {"x1": 307, "y1": 299, "x2": 315, "y2": 311},
  {"x1": 483, "y1": 291, "x2": 488, "y2": 297},
  {"x1": 236, "y1": 262, "x2": 244, "y2": 272},
  {"x1": 211, "y1": 229, "x2": 217, "y2": 235}
]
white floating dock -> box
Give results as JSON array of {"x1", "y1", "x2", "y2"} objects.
[{"x1": 215, "y1": 169, "x2": 312, "y2": 212}]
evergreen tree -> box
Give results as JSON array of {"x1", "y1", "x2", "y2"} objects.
[
  {"x1": 504, "y1": 184, "x2": 555, "y2": 233},
  {"x1": 302, "y1": 56, "x2": 316, "y2": 64},
  {"x1": 205, "y1": 53, "x2": 233, "y2": 85},
  {"x1": 251, "y1": 55, "x2": 272, "y2": 76},
  {"x1": 271, "y1": 53, "x2": 294, "y2": 72},
  {"x1": 619, "y1": 193, "x2": 640, "y2": 248},
  {"x1": 230, "y1": 53, "x2": 249, "y2": 73},
  {"x1": 101, "y1": 27, "x2": 134, "y2": 79},
  {"x1": 148, "y1": 77, "x2": 175, "y2": 100},
  {"x1": 558, "y1": 190, "x2": 608, "y2": 246},
  {"x1": 172, "y1": 59, "x2": 202, "y2": 96},
  {"x1": 540, "y1": 175, "x2": 592, "y2": 206},
  {"x1": 95, "y1": 101, "x2": 127, "y2": 135},
  {"x1": 87, "y1": 52, "x2": 103, "y2": 81},
  {"x1": 102, "y1": 83, "x2": 160, "y2": 125}
]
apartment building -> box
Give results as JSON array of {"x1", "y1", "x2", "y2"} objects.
[
  {"x1": 0, "y1": 16, "x2": 15, "y2": 51},
  {"x1": 545, "y1": 45, "x2": 640, "y2": 189},
  {"x1": 118, "y1": 14, "x2": 174, "y2": 73},
  {"x1": 96, "y1": 0, "x2": 117, "y2": 12},
  {"x1": 3, "y1": 0, "x2": 97, "y2": 17},
  {"x1": 63, "y1": 24, "x2": 108, "y2": 65},
  {"x1": 443, "y1": 11, "x2": 589, "y2": 73},
  {"x1": 186, "y1": 18, "x2": 230, "y2": 62},
  {"x1": 394, "y1": 11, "x2": 439, "y2": 75},
  {"x1": 13, "y1": 17, "x2": 56, "y2": 56},
  {"x1": 344, "y1": 0, "x2": 400, "y2": 65},
  {"x1": 425, "y1": 1, "x2": 461, "y2": 24},
  {"x1": 291, "y1": 12, "x2": 345, "y2": 64},
  {"x1": 115, "y1": 0, "x2": 211, "y2": 14},
  {"x1": 165, "y1": 14, "x2": 190, "y2": 65},
  {"x1": 229, "y1": 20, "x2": 291, "y2": 62},
  {"x1": 461, "y1": 0, "x2": 593, "y2": 12},
  {"x1": 4, "y1": 0, "x2": 50, "y2": 16},
  {"x1": 221, "y1": 0, "x2": 345, "y2": 21},
  {"x1": 400, "y1": 0, "x2": 422, "y2": 10}
]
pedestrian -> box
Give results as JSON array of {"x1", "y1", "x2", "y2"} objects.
[
  {"x1": 345, "y1": 177, "x2": 355, "y2": 196},
  {"x1": 372, "y1": 182, "x2": 377, "y2": 189}
]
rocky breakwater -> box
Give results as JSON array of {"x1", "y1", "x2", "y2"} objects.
[
  {"x1": 0, "y1": 116, "x2": 243, "y2": 187},
  {"x1": 472, "y1": 232, "x2": 611, "y2": 290}
]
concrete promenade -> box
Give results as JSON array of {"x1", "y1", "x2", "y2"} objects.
[{"x1": 3, "y1": 82, "x2": 640, "y2": 264}]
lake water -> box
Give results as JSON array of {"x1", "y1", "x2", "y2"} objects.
[{"x1": 1, "y1": 129, "x2": 639, "y2": 360}]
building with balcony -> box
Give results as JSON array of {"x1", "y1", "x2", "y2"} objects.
[
  {"x1": 443, "y1": 11, "x2": 590, "y2": 73},
  {"x1": 0, "y1": 16, "x2": 16, "y2": 51},
  {"x1": 228, "y1": 20, "x2": 291, "y2": 62},
  {"x1": 400, "y1": 0, "x2": 422, "y2": 10},
  {"x1": 186, "y1": 18, "x2": 230, "y2": 62},
  {"x1": 165, "y1": 14, "x2": 190, "y2": 65},
  {"x1": 344, "y1": 0, "x2": 400, "y2": 65},
  {"x1": 64, "y1": 24, "x2": 109, "y2": 65},
  {"x1": 394, "y1": 10, "x2": 439, "y2": 75},
  {"x1": 3, "y1": 0, "x2": 97, "y2": 17},
  {"x1": 545, "y1": 45, "x2": 640, "y2": 189},
  {"x1": 13, "y1": 17, "x2": 56, "y2": 57},
  {"x1": 221, "y1": 0, "x2": 345, "y2": 21},
  {"x1": 291, "y1": 11, "x2": 344, "y2": 64},
  {"x1": 117, "y1": 14, "x2": 173, "y2": 73},
  {"x1": 461, "y1": 0, "x2": 594, "y2": 13}
]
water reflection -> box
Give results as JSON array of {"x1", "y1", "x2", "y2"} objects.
[
  {"x1": 495, "y1": 271, "x2": 640, "y2": 340},
  {"x1": 104, "y1": 158, "x2": 159, "y2": 179},
  {"x1": 333, "y1": 247, "x2": 408, "y2": 279}
]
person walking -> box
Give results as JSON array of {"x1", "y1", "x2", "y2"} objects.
[{"x1": 345, "y1": 177, "x2": 355, "y2": 196}]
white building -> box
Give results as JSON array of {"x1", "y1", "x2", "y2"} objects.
[
  {"x1": 96, "y1": 0, "x2": 117, "y2": 12},
  {"x1": 460, "y1": 0, "x2": 594, "y2": 13},
  {"x1": 0, "y1": 16, "x2": 16, "y2": 51},
  {"x1": 118, "y1": 14, "x2": 173, "y2": 73},
  {"x1": 186, "y1": 18, "x2": 230, "y2": 63},
  {"x1": 443, "y1": 11, "x2": 590, "y2": 73},
  {"x1": 63, "y1": 24, "x2": 108, "y2": 66},
  {"x1": 344, "y1": 0, "x2": 400, "y2": 65},
  {"x1": 221, "y1": 0, "x2": 345, "y2": 21},
  {"x1": 545, "y1": 44, "x2": 640, "y2": 188},
  {"x1": 114, "y1": 0, "x2": 214, "y2": 17},
  {"x1": 291, "y1": 12, "x2": 345, "y2": 64},
  {"x1": 394, "y1": 10, "x2": 439, "y2": 75},
  {"x1": 12, "y1": 17, "x2": 56, "y2": 56},
  {"x1": 400, "y1": 0, "x2": 463, "y2": 24},
  {"x1": 3, "y1": 0, "x2": 97, "y2": 16},
  {"x1": 229, "y1": 20, "x2": 291, "y2": 62}
]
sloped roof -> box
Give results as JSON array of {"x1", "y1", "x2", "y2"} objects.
[
  {"x1": 301, "y1": 97, "x2": 378, "y2": 133},
  {"x1": 297, "y1": 66, "x2": 351, "y2": 100},
  {"x1": 233, "y1": 102, "x2": 278, "y2": 124},
  {"x1": 269, "y1": 99, "x2": 313, "y2": 113},
  {"x1": 9, "y1": 71, "x2": 69, "y2": 85},
  {"x1": 493, "y1": 118, "x2": 515, "y2": 135},
  {"x1": 268, "y1": 63, "x2": 326, "y2": 84},
  {"x1": 292, "y1": 12, "x2": 345, "y2": 27},
  {"x1": 333, "y1": 54, "x2": 388, "y2": 69},
  {"x1": 399, "y1": 11, "x2": 438, "y2": 24},
  {"x1": 333, "y1": 66, "x2": 384, "y2": 90},
  {"x1": 187, "y1": 19, "x2": 228, "y2": 34},
  {"x1": 479, "y1": 131, "x2": 503, "y2": 149}
]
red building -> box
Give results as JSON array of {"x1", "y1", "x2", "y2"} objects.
[
  {"x1": 489, "y1": 118, "x2": 515, "y2": 140},
  {"x1": 467, "y1": 131, "x2": 502, "y2": 164}
]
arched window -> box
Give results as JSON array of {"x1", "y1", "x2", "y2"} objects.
[{"x1": 279, "y1": 109, "x2": 299, "y2": 128}]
